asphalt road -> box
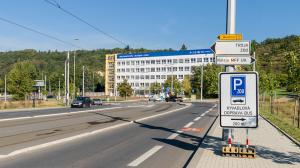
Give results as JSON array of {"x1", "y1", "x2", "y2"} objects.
[{"x1": 0, "y1": 102, "x2": 218, "y2": 168}]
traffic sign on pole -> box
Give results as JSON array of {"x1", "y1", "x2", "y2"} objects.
[
  {"x1": 211, "y1": 40, "x2": 250, "y2": 55},
  {"x1": 216, "y1": 56, "x2": 255, "y2": 65},
  {"x1": 219, "y1": 72, "x2": 258, "y2": 128},
  {"x1": 218, "y1": 34, "x2": 242, "y2": 40}
]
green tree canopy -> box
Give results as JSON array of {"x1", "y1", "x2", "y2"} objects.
[
  {"x1": 163, "y1": 76, "x2": 181, "y2": 95},
  {"x1": 182, "y1": 75, "x2": 192, "y2": 97},
  {"x1": 150, "y1": 82, "x2": 161, "y2": 94},
  {"x1": 180, "y1": 44, "x2": 187, "y2": 50},
  {"x1": 7, "y1": 61, "x2": 38, "y2": 100},
  {"x1": 117, "y1": 80, "x2": 133, "y2": 99}
]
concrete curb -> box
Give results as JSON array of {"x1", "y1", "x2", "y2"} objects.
[
  {"x1": 186, "y1": 115, "x2": 219, "y2": 168},
  {"x1": 260, "y1": 115, "x2": 300, "y2": 147}
]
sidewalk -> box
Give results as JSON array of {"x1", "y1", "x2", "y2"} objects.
[{"x1": 188, "y1": 116, "x2": 300, "y2": 168}]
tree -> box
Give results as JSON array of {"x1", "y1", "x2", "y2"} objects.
[
  {"x1": 180, "y1": 44, "x2": 187, "y2": 50},
  {"x1": 182, "y1": 75, "x2": 192, "y2": 97},
  {"x1": 7, "y1": 61, "x2": 38, "y2": 100},
  {"x1": 150, "y1": 82, "x2": 161, "y2": 94},
  {"x1": 117, "y1": 80, "x2": 133, "y2": 99},
  {"x1": 163, "y1": 77, "x2": 181, "y2": 95}
]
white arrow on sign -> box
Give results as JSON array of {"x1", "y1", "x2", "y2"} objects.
[
  {"x1": 215, "y1": 56, "x2": 255, "y2": 65},
  {"x1": 211, "y1": 40, "x2": 250, "y2": 55}
]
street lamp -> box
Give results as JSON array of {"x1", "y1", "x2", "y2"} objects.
[{"x1": 73, "y1": 38, "x2": 79, "y2": 99}]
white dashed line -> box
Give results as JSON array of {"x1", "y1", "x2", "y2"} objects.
[
  {"x1": 128, "y1": 146, "x2": 163, "y2": 167},
  {"x1": 167, "y1": 130, "x2": 183, "y2": 140},
  {"x1": 184, "y1": 122, "x2": 194, "y2": 128},
  {"x1": 194, "y1": 117, "x2": 201, "y2": 121}
]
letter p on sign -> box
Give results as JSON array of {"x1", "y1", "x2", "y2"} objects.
[{"x1": 231, "y1": 76, "x2": 246, "y2": 97}]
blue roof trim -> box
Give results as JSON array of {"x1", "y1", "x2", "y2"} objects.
[{"x1": 117, "y1": 49, "x2": 213, "y2": 59}]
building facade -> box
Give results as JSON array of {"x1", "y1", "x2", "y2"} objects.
[{"x1": 105, "y1": 49, "x2": 214, "y2": 96}]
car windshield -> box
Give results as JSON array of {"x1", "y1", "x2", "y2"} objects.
[{"x1": 76, "y1": 97, "x2": 84, "y2": 101}]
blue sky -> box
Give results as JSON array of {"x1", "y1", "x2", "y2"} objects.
[{"x1": 0, "y1": 0, "x2": 299, "y2": 51}]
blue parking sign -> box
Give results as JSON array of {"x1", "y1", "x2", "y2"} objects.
[{"x1": 230, "y1": 76, "x2": 246, "y2": 97}]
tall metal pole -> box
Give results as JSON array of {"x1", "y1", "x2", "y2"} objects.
[
  {"x1": 74, "y1": 50, "x2": 76, "y2": 98},
  {"x1": 201, "y1": 63, "x2": 204, "y2": 101},
  {"x1": 82, "y1": 66, "x2": 85, "y2": 97},
  {"x1": 4, "y1": 75, "x2": 7, "y2": 102},
  {"x1": 58, "y1": 77, "x2": 61, "y2": 100},
  {"x1": 67, "y1": 51, "x2": 70, "y2": 106},
  {"x1": 225, "y1": 0, "x2": 236, "y2": 147},
  {"x1": 64, "y1": 60, "x2": 67, "y2": 104}
]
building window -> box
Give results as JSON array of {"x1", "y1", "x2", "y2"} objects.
[
  {"x1": 131, "y1": 68, "x2": 135, "y2": 72},
  {"x1": 136, "y1": 68, "x2": 140, "y2": 72},
  {"x1": 131, "y1": 75, "x2": 134, "y2": 79},
  {"x1": 126, "y1": 68, "x2": 130, "y2": 72},
  {"x1": 156, "y1": 75, "x2": 160, "y2": 79},
  {"x1": 126, "y1": 61, "x2": 130, "y2": 65},
  {"x1": 141, "y1": 61, "x2": 145, "y2": 65},
  {"x1": 173, "y1": 67, "x2": 177, "y2": 71},
  {"x1": 136, "y1": 61, "x2": 140, "y2": 65},
  {"x1": 161, "y1": 75, "x2": 166, "y2": 79},
  {"x1": 151, "y1": 68, "x2": 155, "y2": 72},
  {"x1": 140, "y1": 75, "x2": 145, "y2": 79},
  {"x1": 173, "y1": 59, "x2": 178, "y2": 64},
  {"x1": 167, "y1": 59, "x2": 172, "y2": 64},
  {"x1": 135, "y1": 83, "x2": 139, "y2": 87},
  {"x1": 185, "y1": 58, "x2": 190, "y2": 63},
  {"x1": 191, "y1": 58, "x2": 196, "y2": 63},
  {"x1": 146, "y1": 60, "x2": 150, "y2": 65},
  {"x1": 126, "y1": 76, "x2": 129, "y2": 79},
  {"x1": 146, "y1": 68, "x2": 150, "y2": 72},
  {"x1": 197, "y1": 58, "x2": 202, "y2": 62},
  {"x1": 145, "y1": 75, "x2": 150, "y2": 79},
  {"x1": 178, "y1": 75, "x2": 184, "y2": 79},
  {"x1": 145, "y1": 83, "x2": 149, "y2": 87},
  {"x1": 162, "y1": 59, "x2": 166, "y2": 64},
  {"x1": 140, "y1": 68, "x2": 145, "y2": 72},
  {"x1": 117, "y1": 62, "x2": 121, "y2": 66},
  {"x1": 179, "y1": 67, "x2": 183, "y2": 71},
  {"x1": 156, "y1": 67, "x2": 161, "y2": 72},
  {"x1": 156, "y1": 60, "x2": 161, "y2": 64},
  {"x1": 210, "y1": 57, "x2": 214, "y2": 62},
  {"x1": 162, "y1": 67, "x2": 166, "y2": 72},
  {"x1": 117, "y1": 76, "x2": 120, "y2": 80},
  {"x1": 204, "y1": 58, "x2": 209, "y2": 62},
  {"x1": 122, "y1": 69, "x2": 125, "y2": 72},
  {"x1": 117, "y1": 69, "x2": 120, "y2": 72},
  {"x1": 167, "y1": 67, "x2": 172, "y2": 72},
  {"x1": 135, "y1": 75, "x2": 139, "y2": 80},
  {"x1": 151, "y1": 75, "x2": 155, "y2": 79},
  {"x1": 184, "y1": 67, "x2": 190, "y2": 71},
  {"x1": 151, "y1": 60, "x2": 155, "y2": 64},
  {"x1": 122, "y1": 61, "x2": 125, "y2": 66},
  {"x1": 131, "y1": 61, "x2": 135, "y2": 65},
  {"x1": 121, "y1": 76, "x2": 125, "y2": 79},
  {"x1": 179, "y1": 59, "x2": 184, "y2": 63},
  {"x1": 140, "y1": 83, "x2": 144, "y2": 87}
]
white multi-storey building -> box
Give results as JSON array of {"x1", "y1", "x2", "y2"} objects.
[{"x1": 111, "y1": 49, "x2": 214, "y2": 96}]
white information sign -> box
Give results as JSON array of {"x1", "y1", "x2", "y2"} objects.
[
  {"x1": 219, "y1": 72, "x2": 258, "y2": 128},
  {"x1": 212, "y1": 40, "x2": 250, "y2": 55},
  {"x1": 216, "y1": 56, "x2": 255, "y2": 65}
]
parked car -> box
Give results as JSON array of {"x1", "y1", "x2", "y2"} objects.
[
  {"x1": 92, "y1": 99, "x2": 103, "y2": 106},
  {"x1": 71, "y1": 97, "x2": 92, "y2": 108},
  {"x1": 148, "y1": 95, "x2": 162, "y2": 102},
  {"x1": 165, "y1": 96, "x2": 183, "y2": 102}
]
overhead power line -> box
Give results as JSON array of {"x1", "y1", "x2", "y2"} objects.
[
  {"x1": 44, "y1": 0, "x2": 128, "y2": 47},
  {"x1": 0, "y1": 16, "x2": 82, "y2": 49}
]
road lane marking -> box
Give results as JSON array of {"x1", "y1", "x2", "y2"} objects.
[
  {"x1": 0, "y1": 103, "x2": 191, "y2": 159},
  {"x1": 128, "y1": 146, "x2": 163, "y2": 167},
  {"x1": 200, "y1": 113, "x2": 206, "y2": 117},
  {"x1": 194, "y1": 117, "x2": 201, "y2": 121},
  {"x1": 184, "y1": 122, "x2": 194, "y2": 128},
  {"x1": 167, "y1": 130, "x2": 183, "y2": 140}
]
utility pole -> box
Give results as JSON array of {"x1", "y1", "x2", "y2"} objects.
[
  {"x1": 64, "y1": 60, "x2": 67, "y2": 104},
  {"x1": 58, "y1": 77, "x2": 61, "y2": 100},
  {"x1": 82, "y1": 66, "x2": 85, "y2": 97},
  {"x1": 224, "y1": 0, "x2": 236, "y2": 146},
  {"x1": 201, "y1": 63, "x2": 204, "y2": 101},
  {"x1": 74, "y1": 50, "x2": 76, "y2": 98},
  {"x1": 4, "y1": 75, "x2": 7, "y2": 102},
  {"x1": 67, "y1": 52, "x2": 70, "y2": 106}
]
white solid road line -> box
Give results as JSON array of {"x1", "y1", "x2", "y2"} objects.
[
  {"x1": 0, "y1": 103, "x2": 191, "y2": 159},
  {"x1": 200, "y1": 113, "x2": 206, "y2": 117},
  {"x1": 0, "y1": 105, "x2": 148, "y2": 122},
  {"x1": 128, "y1": 146, "x2": 163, "y2": 167},
  {"x1": 184, "y1": 122, "x2": 194, "y2": 128},
  {"x1": 194, "y1": 117, "x2": 201, "y2": 121},
  {"x1": 167, "y1": 130, "x2": 183, "y2": 140}
]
